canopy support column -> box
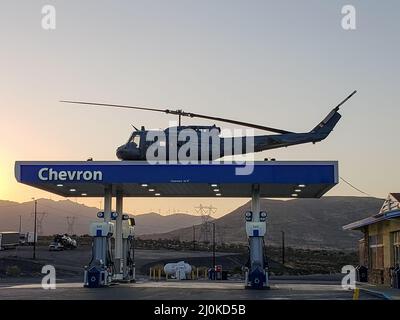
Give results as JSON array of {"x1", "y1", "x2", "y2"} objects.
[
  {"x1": 245, "y1": 184, "x2": 269, "y2": 289},
  {"x1": 114, "y1": 192, "x2": 124, "y2": 280}
]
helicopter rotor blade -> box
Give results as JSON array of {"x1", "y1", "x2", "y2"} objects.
[
  {"x1": 60, "y1": 100, "x2": 293, "y2": 134},
  {"x1": 183, "y1": 112, "x2": 293, "y2": 134},
  {"x1": 60, "y1": 100, "x2": 168, "y2": 113}
]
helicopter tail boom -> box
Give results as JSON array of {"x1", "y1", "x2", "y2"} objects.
[
  {"x1": 310, "y1": 108, "x2": 342, "y2": 135},
  {"x1": 310, "y1": 90, "x2": 356, "y2": 135}
]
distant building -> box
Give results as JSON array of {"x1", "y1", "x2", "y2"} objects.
[{"x1": 343, "y1": 193, "x2": 400, "y2": 286}]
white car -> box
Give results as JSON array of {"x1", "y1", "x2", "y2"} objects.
[{"x1": 49, "y1": 242, "x2": 64, "y2": 251}]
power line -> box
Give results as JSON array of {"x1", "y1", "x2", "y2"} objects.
[{"x1": 340, "y1": 176, "x2": 373, "y2": 197}]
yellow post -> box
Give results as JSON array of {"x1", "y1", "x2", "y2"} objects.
[
  {"x1": 353, "y1": 288, "x2": 360, "y2": 300},
  {"x1": 196, "y1": 268, "x2": 199, "y2": 279}
]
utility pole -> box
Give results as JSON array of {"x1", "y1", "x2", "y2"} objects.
[
  {"x1": 281, "y1": 230, "x2": 285, "y2": 265},
  {"x1": 192, "y1": 225, "x2": 196, "y2": 251},
  {"x1": 19, "y1": 215, "x2": 22, "y2": 234},
  {"x1": 32, "y1": 198, "x2": 37, "y2": 260},
  {"x1": 212, "y1": 222, "x2": 216, "y2": 278}
]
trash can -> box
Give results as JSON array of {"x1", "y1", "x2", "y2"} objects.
[
  {"x1": 358, "y1": 265, "x2": 368, "y2": 282},
  {"x1": 215, "y1": 265, "x2": 222, "y2": 280}
]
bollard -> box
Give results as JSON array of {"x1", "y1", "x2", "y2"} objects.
[{"x1": 353, "y1": 288, "x2": 360, "y2": 300}]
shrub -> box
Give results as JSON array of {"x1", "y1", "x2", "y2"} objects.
[{"x1": 6, "y1": 265, "x2": 21, "y2": 277}]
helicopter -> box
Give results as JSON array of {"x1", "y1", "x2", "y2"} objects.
[{"x1": 61, "y1": 90, "x2": 357, "y2": 161}]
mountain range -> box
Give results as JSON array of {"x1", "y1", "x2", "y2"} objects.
[
  {"x1": 0, "y1": 196, "x2": 384, "y2": 250},
  {"x1": 139, "y1": 196, "x2": 384, "y2": 250},
  {"x1": 0, "y1": 199, "x2": 205, "y2": 236}
]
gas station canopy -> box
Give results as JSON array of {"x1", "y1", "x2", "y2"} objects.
[{"x1": 15, "y1": 161, "x2": 338, "y2": 198}]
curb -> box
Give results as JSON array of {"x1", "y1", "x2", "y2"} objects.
[{"x1": 358, "y1": 287, "x2": 392, "y2": 300}]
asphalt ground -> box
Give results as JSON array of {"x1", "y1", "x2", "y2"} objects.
[
  {"x1": 0, "y1": 278, "x2": 380, "y2": 300},
  {"x1": 0, "y1": 246, "x2": 381, "y2": 300},
  {"x1": 0, "y1": 245, "x2": 240, "y2": 275}
]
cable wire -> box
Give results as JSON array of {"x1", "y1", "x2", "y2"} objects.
[{"x1": 339, "y1": 176, "x2": 373, "y2": 197}]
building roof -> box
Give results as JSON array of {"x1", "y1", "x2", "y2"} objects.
[
  {"x1": 379, "y1": 192, "x2": 400, "y2": 214},
  {"x1": 343, "y1": 209, "x2": 400, "y2": 231},
  {"x1": 15, "y1": 161, "x2": 338, "y2": 198},
  {"x1": 390, "y1": 193, "x2": 400, "y2": 202}
]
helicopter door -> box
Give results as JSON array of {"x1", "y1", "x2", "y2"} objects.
[
  {"x1": 127, "y1": 132, "x2": 145, "y2": 159},
  {"x1": 131, "y1": 134, "x2": 141, "y2": 147}
]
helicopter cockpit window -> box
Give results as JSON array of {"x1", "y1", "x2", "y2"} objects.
[{"x1": 129, "y1": 133, "x2": 141, "y2": 146}]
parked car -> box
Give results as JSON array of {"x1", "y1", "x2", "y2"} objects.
[{"x1": 49, "y1": 241, "x2": 64, "y2": 251}]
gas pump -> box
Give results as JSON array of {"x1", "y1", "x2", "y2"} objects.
[
  {"x1": 121, "y1": 216, "x2": 136, "y2": 282},
  {"x1": 244, "y1": 185, "x2": 269, "y2": 289},
  {"x1": 83, "y1": 221, "x2": 115, "y2": 288}
]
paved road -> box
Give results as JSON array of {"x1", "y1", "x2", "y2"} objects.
[
  {"x1": 0, "y1": 279, "x2": 380, "y2": 300},
  {"x1": 0, "y1": 246, "x2": 239, "y2": 274}
]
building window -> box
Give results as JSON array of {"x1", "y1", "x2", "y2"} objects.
[
  {"x1": 369, "y1": 235, "x2": 384, "y2": 269},
  {"x1": 392, "y1": 231, "x2": 400, "y2": 267}
]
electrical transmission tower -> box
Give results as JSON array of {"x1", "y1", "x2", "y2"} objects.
[
  {"x1": 66, "y1": 216, "x2": 77, "y2": 235},
  {"x1": 195, "y1": 204, "x2": 217, "y2": 243},
  {"x1": 31, "y1": 212, "x2": 47, "y2": 236}
]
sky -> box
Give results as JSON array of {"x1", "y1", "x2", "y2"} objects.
[{"x1": 0, "y1": 1, "x2": 399, "y2": 217}]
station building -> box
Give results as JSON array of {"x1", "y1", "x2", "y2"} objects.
[{"x1": 343, "y1": 193, "x2": 400, "y2": 286}]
